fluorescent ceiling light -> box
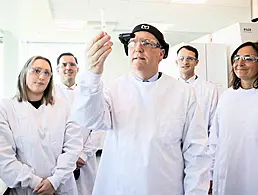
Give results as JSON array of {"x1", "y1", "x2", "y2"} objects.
[
  {"x1": 170, "y1": 0, "x2": 208, "y2": 3},
  {"x1": 55, "y1": 20, "x2": 87, "y2": 31}
]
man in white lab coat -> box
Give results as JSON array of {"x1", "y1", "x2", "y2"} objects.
[
  {"x1": 72, "y1": 24, "x2": 211, "y2": 195},
  {"x1": 176, "y1": 45, "x2": 219, "y2": 135},
  {"x1": 55, "y1": 53, "x2": 97, "y2": 195}
]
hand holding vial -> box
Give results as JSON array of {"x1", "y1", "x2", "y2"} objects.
[{"x1": 86, "y1": 9, "x2": 113, "y2": 74}]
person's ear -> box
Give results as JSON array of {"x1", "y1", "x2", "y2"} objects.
[
  {"x1": 195, "y1": 59, "x2": 199, "y2": 66},
  {"x1": 160, "y1": 49, "x2": 165, "y2": 60}
]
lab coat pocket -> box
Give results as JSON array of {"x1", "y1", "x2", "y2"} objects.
[{"x1": 158, "y1": 117, "x2": 184, "y2": 147}]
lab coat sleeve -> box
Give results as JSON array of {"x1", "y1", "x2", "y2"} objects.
[
  {"x1": 208, "y1": 86, "x2": 219, "y2": 133},
  {"x1": 71, "y1": 71, "x2": 112, "y2": 130},
  {"x1": 0, "y1": 101, "x2": 42, "y2": 189},
  {"x1": 182, "y1": 89, "x2": 212, "y2": 195},
  {"x1": 47, "y1": 105, "x2": 83, "y2": 190},
  {"x1": 207, "y1": 109, "x2": 220, "y2": 180},
  {"x1": 79, "y1": 129, "x2": 97, "y2": 162}
]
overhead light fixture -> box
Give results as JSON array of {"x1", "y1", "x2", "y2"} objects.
[
  {"x1": 170, "y1": 0, "x2": 208, "y2": 3},
  {"x1": 55, "y1": 20, "x2": 87, "y2": 31}
]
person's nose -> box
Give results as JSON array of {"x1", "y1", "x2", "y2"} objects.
[
  {"x1": 237, "y1": 57, "x2": 245, "y2": 66},
  {"x1": 182, "y1": 58, "x2": 188, "y2": 64},
  {"x1": 38, "y1": 72, "x2": 46, "y2": 80},
  {"x1": 66, "y1": 63, "x2": 72, "y2": 70},
  {"x1": 134, "y1": 41, "x2": 144, "y2": 53}
]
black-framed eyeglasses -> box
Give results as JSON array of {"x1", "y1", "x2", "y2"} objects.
[
  {"x1": 28, "y1": 67, "x2": 53, "y2": 77},
  {"x1": 128, "y1": 38, "x2": 161, "y2": 49},
  {"x1": 178, "y1": 56, "x2": 197, "y2": 62},
  {"x1": 233, "y1": 55, "x2": 258, "y2": 63},
  {"x1": 59, "y1": 62, "x2": 78, "y2": 68}
]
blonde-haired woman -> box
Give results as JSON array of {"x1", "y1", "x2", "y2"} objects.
[{"x1": 0, "y1": 56, "x2": 82, "y2": 195}]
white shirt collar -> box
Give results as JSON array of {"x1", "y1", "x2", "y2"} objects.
[
  {"x1": 179, "y1": 75, "x2": 198, "y2": 84},
  {"x1": 133, "y1": 72, "x2": 159, "y2": 82},
  {"x1": 60, "y1": 82, "x2": 77, "y2": 90}
]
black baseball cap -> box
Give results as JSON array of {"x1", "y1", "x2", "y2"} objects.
[{"x1": 118, "y1": 23, "x2": 169, "y2": 59}]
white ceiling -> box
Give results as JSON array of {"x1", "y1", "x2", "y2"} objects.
[{"x1": 0, "y1": 0, "x2": 252, "y2": 46}]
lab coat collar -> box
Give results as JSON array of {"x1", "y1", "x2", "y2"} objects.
[{"x1": 60, "y1": 82, "x2": 77, "y2": 90}]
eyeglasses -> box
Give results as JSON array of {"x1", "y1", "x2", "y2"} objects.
[
  {"x1": 59, "y1": 62, "x2": 78, "y2": 68},
  {"x1": 233, "y1": 55, "x2": 258, "y2": 63},
  {"x1": 28, "y1": 67, "x2": 53, "y2": 77},
  {"x1": 177, "y1": 56, "x2": 197, "y2": 62},
  {"x1": 128, "y1": 39, "x2": 161, "y2": 49}
]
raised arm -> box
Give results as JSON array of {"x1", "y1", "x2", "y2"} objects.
[{"x1": 71, "y1": 32, "x2": 113, "y2": 130}]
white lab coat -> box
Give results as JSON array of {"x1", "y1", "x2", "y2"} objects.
[
  {"x1": 208, "y1": 87, "x2": 258, "y2": 195},
  {"x1": 72, "y1": 71, "x2": 211, "y2": 195},
  {"x1": 55, "y1": 83, "x2": 97, "y2": 195},
  {"x1": 181, "y1": 76, "x2": 219, "y2": 133},
  {"x1": 0, "y1": 97, "x2": 82, "y2": 195}
]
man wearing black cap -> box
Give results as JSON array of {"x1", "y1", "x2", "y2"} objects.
[{"x1": 71, "y1": 23, "x2": 211, "y2": 195}]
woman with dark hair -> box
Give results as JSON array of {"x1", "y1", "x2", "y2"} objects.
[
  {"x1": 209, "y1": 42, "x2": 258, "y2": 195},
  {"x1": 0, "y1": 56, "x2": 82, "y2": 195}
]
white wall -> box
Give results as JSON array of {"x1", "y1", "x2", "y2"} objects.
[
  {"x1": 2, "y1": 31, "x2": 20, "y2": 98},
  {"x1": 191, "y1": 34, "x2": 212, "y2": 44},
  {"x1": 206, "y1": 43, "x2": 228, "y2": 92}
]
